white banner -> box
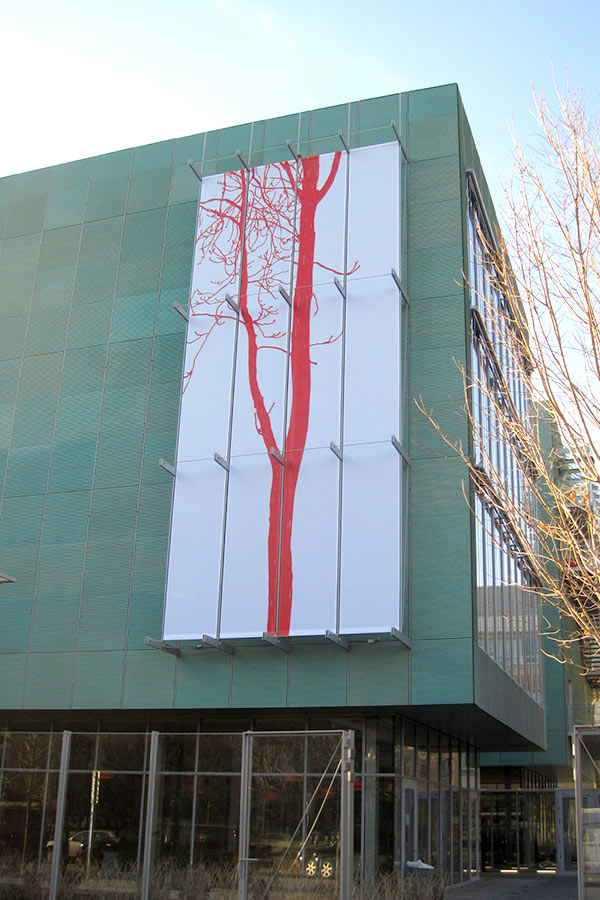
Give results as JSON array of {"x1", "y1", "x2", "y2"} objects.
[{"x1": 164, "y1": 142, "x2": 401, "y2": 640}]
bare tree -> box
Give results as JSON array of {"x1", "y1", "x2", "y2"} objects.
[{"x1": 419, "y1": 83, "x2": 600, "y2": 657}]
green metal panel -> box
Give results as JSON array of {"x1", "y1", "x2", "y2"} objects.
[
  {"x1": 173, "y1": 133, "x2": 206, "y2": 166},
  {"x1": 176, "y1": 652, "x2": 232, "y2": 708},
  {"x1": 474, "y1": 645, "x2": 546, "y2": 748},
  {"x1": 67, "y1": 300, "x2": 113, "y2": 349},
  {"x1": 411, "y1": 397, "x2": 468, "y2": 461},
  {"x1": 0, "y1": 654, "x2": 27, "y2": 707},
  {"x1": 0, "y1": 495, "x2": 44, "y2": 547},
  {"x1": 37, "y1": 542, "x2": 86, "y2": 593},
  {"x1": 131, "y1": 537, "x2": 168, "y2": 594},
  {"x1": 126, "y1": 591, "x2": 164, "y2": 649},
  {"x1": 411, "y1": 572, "x2": 474, "y2": 641},
  {"x1": 408, "y1": 84, "x2": 458, "y2": 121},
  {"x1": 88, "y1": 486, "x2": 138, "y2": 543},
  {"x1": 83, "y1": 539, "x2": 134, "y2": 596},
  {"x1": 127, "y1": 168, "x2": 172, "y2": 214},
  {"x1": 168, "y1": 165, "x2": 199, "y2": 206},
  {"x1": 72, "y1": 651, "x2": 125, "y2": 708},
  {"x1": 348, "y1": 644, "x2": 409, "y2": 706},
  {"x1": 80, "y1": 216, "x2": 123, "y2": 261},
  {"x1": 24, "y1": 651, "x2": 75, "y2": 708},
  {"x1": 407, "y1": 114, "x2": 459, "y2": 161},
  {"x1": 76, "y1": 594, "x2": 130, "y2": 651},
  {"x1": 73, "y1": 257, "x2": 118, "y2": 305},
  {"x1": 230, "y1": 648, "x2": 288, "y2": 708},
  {"x1": 44, "y1": 159, "x2": 90, "y2": 230},
  {"x1": 132, "y1": 141, "x2": 174, "y2": 175},
  {"x1": 43, "y1": 491, "x2": 90, "y2": 544},
  {"x1": 110, "y1": 295, "x2": 158, "y2": 342},
  {"x1": 0, "y1": 315, "x2": 28, "y2": 360},
  {"x1": 288, "y1": 646, "x2": 348, "y2": 707},
  {"x1": 136, "y1": 483, "x2": 172, "y2": 538},
  {"x1": 122, "y1": 649, "x2": 177, "y2": 707},
  {"x1": 4, "y1": 445, "x2": 52, "y2": 497},
  {"x1": 409, "y1": 243, "x2": 464, "y2": 301},
  {"x1": 4, "y1": 168, "x2": 51, "y2": 238},
  {"x1": 85, "y1": 176, "x2": 130, "y2": 221},
  {"x1": 411, "y1": 511, "x2": 471, "y2": 580},
  {"x1": 30, "y1": 593, "x2": 80, "y2": 652},
  {"x1": 48, "y1": 438, "x2": 97, "y2": 491},
  {"x1": 0, "y1": 599, "x2": 32, "y2": 651},
  {"x1": 263, "y1": 114, "x2": 300, "y2": 150},
  {"x1": 411, "y1": 638, "x2": 473, "y2": 705}
]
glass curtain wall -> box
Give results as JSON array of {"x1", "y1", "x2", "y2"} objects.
[
  {"x1": 0, "y1": 716, "x2": 479, "y2": 894},
  {"x1": 480, "y1": 791, "x2": 556, "y2": 871},
  {"x1": 468, "y1": 177, "x2": 542, "y2": 702}
]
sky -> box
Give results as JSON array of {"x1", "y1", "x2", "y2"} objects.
[{"x1": 3, "y1": 0, "x2": 599, "y2": 216}]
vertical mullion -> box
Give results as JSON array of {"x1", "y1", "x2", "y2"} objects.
[{"x1": 335, "y1": 150, "x2": 351, "y2": 635}]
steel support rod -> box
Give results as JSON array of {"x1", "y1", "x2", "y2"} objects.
[
  {"x1": 49, "y1": 730, "x2": 71, "y2": 900},
  {"x1": 141, "y1": 731, "x2": 160, "y2": 900},
  {"x1": 340, "y1": 730, "x2": 355, "y2": 900},
  {"x1": 238, "y1": 733, "x2": 253, "y2": 900}
]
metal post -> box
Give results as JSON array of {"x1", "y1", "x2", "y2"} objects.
[
  {"x1": 340, "y1": 730, "x2": 355, "y2": 900},
  {"x1": 141, "y1": 731, "x2": 160, "y2": 900},
  {"x1": 238, "y1": 732, "x2": 253, "y2": 900},
  {"x1": 49, "y1": 730, "x2": 71, "y2": 900},
  {"x1": 574, "y1": 730, "x2": 584, "y2": 900}
]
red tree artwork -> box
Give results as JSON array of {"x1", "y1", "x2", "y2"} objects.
[{"x1": 185, "y1": 151, "x2": 354, "y2": 635}]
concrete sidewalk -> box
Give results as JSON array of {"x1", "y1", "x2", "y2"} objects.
[{"x1": 446, "y1": 873, "x2": 577, "y2": 900}]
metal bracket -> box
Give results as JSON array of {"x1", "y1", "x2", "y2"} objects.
[
  {"x1": 390, "y1": 121, "x2": 408, "y2": 161},
  {"x1": 391, "y1": 627, "x2": 412, "y2": 649},
  {"x1": 145, "y1": 636, "x2": 180, "y2": 657},
  {"x1": 195, "y1": 634, "x2": 234, "y2": 655},
  {"x1": 225, "y1": 293, "x2": 240, "y2": 315},
  {"x1": 173, "y1": 301, "x2": 189, "y2": 321},
  {"x1": 286, "y1": 140, "x2": 301, "y2": 163},
  {"x1": 214, "y1": 453, "x2": 229, "y2": 471},
  {"x1": 391, "y1": 268, "x2": 409, "y2": 306},
  {"x1": 159, "y1": 458, "x2": 176, "y2": 476},
  {"x1": 236, "y1": 150, "x2": 250, "y2": 172},
  {"x1": 334, "y1": 277, "x2": 346, "y2": 299},
  {"x1": 391, "y1": 436, "x2": 410, "y2": 467},
  {"x1": 338, "y1": 130, "x2": 350, "y2": 154},
  {"x1": 270, "y1": 447, "x2": 285, "y2": 466},
  {"x1": 330, "y1": 442, "x2": 343, "y2": 461},
  {"x1": 326, "y1": 630, "x2": 349, "y2": 650},
  {"x1": 262, "y1": 632, "x2": 290, "y2": 652},
  {"x1": 188, "y1": 160, "x2": 203, "y2": 182},
  {"x1": 278, "y1": 285, "x2": 292, "y2": 307}
]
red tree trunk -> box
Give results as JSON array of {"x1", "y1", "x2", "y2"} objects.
[{"x1": 232, "y1": 154, "x2": 341, "y2": 635}]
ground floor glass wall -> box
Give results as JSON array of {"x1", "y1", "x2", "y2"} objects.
[
  {"x1": 0, "y1": 714, "x2": 479, "y2": 896},
  {"x1": 480, "y1": 791, "x2": 557, "y2": 871}
]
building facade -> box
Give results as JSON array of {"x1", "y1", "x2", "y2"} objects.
[{"x1": 0, "y1": 83, "x2": 590, "y2": 891}]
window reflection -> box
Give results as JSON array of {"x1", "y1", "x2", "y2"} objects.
[{"x1": 469, "y1": 181, "x2": 542, "y2": 702}]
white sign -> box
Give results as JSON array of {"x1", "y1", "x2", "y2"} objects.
[{"x1": 164, "y1": 142, "x2": 402, "y2": 640}]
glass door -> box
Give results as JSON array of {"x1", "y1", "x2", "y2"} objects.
[{"x1": 403, "y1": 781, "x2": 418, "y2": 866}]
